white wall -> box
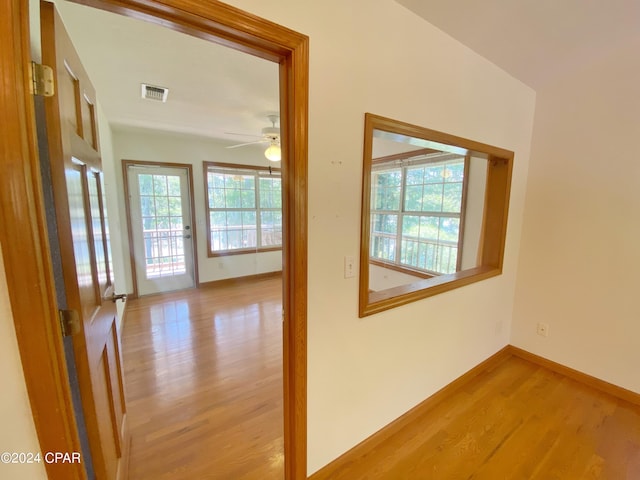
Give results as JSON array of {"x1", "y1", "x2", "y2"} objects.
[
  {"x1": 97, "y1": 104, "x2": 129, "y2": 323},
  {"x1": 11, "y1": 0, "x2": 636, "y2": 476},
  {"x1": 369, "y1": 263, "x2": 423, "y2": 291},
  {"x1": 224, "y1": 0, "x2": 536, "y2": 473},
  {"x1": 511, "y1": 36, "x2": 640, "y2": 393},
  {"x1": 0, "y1": 244, "x2": 48, "y2": 480},
  {"x1": 110, "y1": 128, "x2": 282, "y2": 293},
  {"x1": 461, "y1": 155, "x2": 488, "y2": 269}
]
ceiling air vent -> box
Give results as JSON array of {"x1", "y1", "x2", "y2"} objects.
[{"x1": 141, "y1": 83, "x2": 168, "y2": 102}]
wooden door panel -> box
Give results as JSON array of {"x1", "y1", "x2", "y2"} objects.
[
  {"x1": 41, "y1": 2, "x2": 129, "y2": 478},
  {"x1": 105, "y1": 320, "x2": 125, "y2": 453},
  {"x1": 110, "y1": 322, "x2": 127, "y2": 430},
  {"x1": 81, "y1": 95, "x2": 98, "y2": 149},
  {"x1": 60, "y1": 64, "x2": 81, "y2": 134},
  {"x1": 94, "y1": 319, "x2": 127, "y2": 477},
  {"x1": 94, "y1": 346, "x2": 119, "y2": 480}
]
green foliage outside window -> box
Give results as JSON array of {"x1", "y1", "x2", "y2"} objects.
[
  {"x1": 205, "y1": 166, "x2": 282, "y2": 253},
  {"x1": 370, "y1": 158, "x2": 465, "y2": 275}
]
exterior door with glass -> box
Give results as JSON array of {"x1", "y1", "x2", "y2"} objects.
[{"x1": 127, "y1": 165, "x2": 196, "y2": 296}]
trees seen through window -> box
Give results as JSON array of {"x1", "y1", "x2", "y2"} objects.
[
  {"x1": 370, "y1": 155, "x2": 467, "y2": 275},
  {"x1": 204, "y1": 163, "x2": 282, "y2": 255}
]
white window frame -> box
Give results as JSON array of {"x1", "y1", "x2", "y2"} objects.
[{"x1": 370, "y1": 153, "x2": 469, "y2": 276}]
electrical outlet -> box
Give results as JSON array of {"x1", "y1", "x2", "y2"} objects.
[
  {"x1": 537, "y1": 322, "x2": 549, "y2": 337},
  {"x1": 344, "y1": 255, "x2": 355, "y2": 278}
]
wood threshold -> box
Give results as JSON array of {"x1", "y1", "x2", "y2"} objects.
[{"x1": 310, "y1": 344, "x2": 640, "y2": 479}]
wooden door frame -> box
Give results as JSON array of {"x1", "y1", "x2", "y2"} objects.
[
  {"x1": 122, "y1": 160, "x2": 200, "y2": 298},
  {"x1": 0, "y1": 1, "x2": 308, "y2": 479}
]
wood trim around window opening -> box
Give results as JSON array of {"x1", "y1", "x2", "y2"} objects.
[
  {"x1": 2, "y1": 1, "x2": 309, "y2": 479},
  {"x1": 203, "y1": 161, "x2": 283, "y2": 257},
  {"x1": 369, "y1": 259, "x2": 434, "y2": 279},
  {"x1": 371, "y1": 147, "x2": 440, "y2": 165},
  {"x1": 360, "y1": 113, "x2": 513, "y2": 317}
]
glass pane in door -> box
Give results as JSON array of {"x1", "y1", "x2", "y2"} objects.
[{"x1": 138, "y1": 173, "x2": 186, "y2": 279}]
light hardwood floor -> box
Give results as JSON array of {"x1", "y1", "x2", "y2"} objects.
[
  {"x1": 311, "y1": 355, "x2": 640, "y2": 479},
  {"x1": 122, "y1": 276, "x2": 283, "y2": 479},
  {"x1": 123, "y1": 279, "x2": 640, "y2": 479}
]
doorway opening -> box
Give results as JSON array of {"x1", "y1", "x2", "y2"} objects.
[
  {"x1": 123, "y1": 161, "x2": 199, "y2": 297},
  {"x1": 61, "y1": 1, "x2": 302, "y2": 474},
  {"x1": 1, "y1": 0, "x2": 308, "y2": 479}
]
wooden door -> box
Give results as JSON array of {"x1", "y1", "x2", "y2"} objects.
[{"x1": 41, "y1": 2, "x2": 129, "y2": 479}]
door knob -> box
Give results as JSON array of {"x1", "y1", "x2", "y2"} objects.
[
  {"x1": 184, "y1": 234, "x2": 192, "y2": 239},
  {"x1": 110, "y1": 293, "x2": 127, "y2": 303}
]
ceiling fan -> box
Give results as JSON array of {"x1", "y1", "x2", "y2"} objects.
[{"x1": 226, "y1": 114, "x2": 281, "y2": 162}]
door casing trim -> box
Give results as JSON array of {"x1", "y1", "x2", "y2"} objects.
[
  {"x1": 0, "y1": 0, "x2": 309, "y2": 478},
  {"x1": 0, "y1": 1, "x2": 85, "y2": 477}
]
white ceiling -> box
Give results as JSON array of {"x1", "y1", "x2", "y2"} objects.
[
  {"x1": 56, "y1": 0, "x2": 639, "y2": 143},
  {"x1": 56, "y1": 0, "x2": 280, "y2": 144},
  {"x1": 396, "y1": 0, "x2": 640, "y2": 89}
]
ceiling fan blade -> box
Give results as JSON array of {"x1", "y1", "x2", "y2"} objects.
[
  {"x1": 226, "y1": 140, "x2": 267, "y2": 149},
  {"x1": 224, "y1": 131, "x2": 262, "y2": 138}
]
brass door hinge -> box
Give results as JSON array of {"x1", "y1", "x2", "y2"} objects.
[
  {"x1": 59, "y1": 309, "x2": 80, "y2": 337},
  {"x1": 30, "y1": 62, "x2": 55, "y2": 97}
]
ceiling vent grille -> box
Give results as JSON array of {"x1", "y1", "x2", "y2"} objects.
[{"x1": 141, "y1": 83, "x2": 168, "y2": 102}]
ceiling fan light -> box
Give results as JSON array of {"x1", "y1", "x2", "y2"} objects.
[{"x1": 265, "y1": 143, "x2": 281, "y2": 162}]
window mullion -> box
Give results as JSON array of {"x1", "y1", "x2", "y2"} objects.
[
  {"x1": 409, "y1": 211, "x2": 460, "y2": 219},
  {"x1": 255, "y1": 172, "x2": 261, "y2": 249},
  {"x1": 396, "y1": 165, "x2": 407, "y2": 266},
  {"x1": 435, "y1": 179, "x2": 445, "y2": 271}
]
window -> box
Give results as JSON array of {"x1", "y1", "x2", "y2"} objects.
[
  {"x1": 360, "y1": 113, "x2": 513, "y2": 317},
  {"x1": 204, "y1": 162, "x2": 282, "y2": 256},
  {"x1": 370, "y1": 153, "x2": 467, "y2": 276}
]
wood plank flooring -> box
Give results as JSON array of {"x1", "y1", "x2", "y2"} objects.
[
  {"x1": 122, "y1": 278, "x2": 640, "y2": 479},
  {"x1": 122, "y1": 276, "x2": 283, "y2": 479},
  {"x1": 311, "y1": 355, "x2": 640, "y2": 479}
]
